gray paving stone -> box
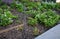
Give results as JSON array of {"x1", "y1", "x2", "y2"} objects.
[{"x1": 35, "y1": 24, "x2": 60, "y2": 39}]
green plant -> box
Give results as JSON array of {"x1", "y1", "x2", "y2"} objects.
[
  {"x1": 55, "y1": 3, "x2": 60, "y2": 10},
  {"x1": 11, "y1": 2, "x2": 24, "y2": 12},
  {"x1": 0, "y1": 9, "x2": 16, "y2": 26},
  {"x1": 10, "y1": 2, "x2": 16, "y2": 8},
  {"x1": 0, "y1": 0, "x2": 2, "y2": 5},
  {"x1": 33, "y1": 27, "x2": 39, "y2": 36},
  {"x1": 0, "y1": 0, "x2": 4, "y2": 5},
  {"x1": 24, "y1": 2, "x2": 38, "y2": 10},
  {"x1": 35, "y1": 10, "x2": 60, "y2": 27},
  {"x1": 19, "y1": 0, "x2": 30, "y2": 3},
  {"x1": 25, "y1": 10, "x2": 41, "y2": 18},
  {"x1": 16, "y1": 3, "x2": 24, "y2": 12},
  {"x1": 35, "y1": 2, "x2": 45, "y2": 11},
  {"x1": 41, "y1": 2, "x2": 56, "y2": 9},
  {"x1": 0, "y1": 8, "x2": 3, "y2": 13},
  {"x1": 22, "y1": 2, "x2": 42, "y2": 11},
  {"x1": 1, "y1": 4, "x2": 8, "y2": 9},
  {"x1": 28, "y1": 17, "x2": 37, "y2": 26}
]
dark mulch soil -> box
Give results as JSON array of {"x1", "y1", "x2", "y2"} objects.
[
  {"x1": 0, "y1": 6, "x2": 60, "y2": 39},
  {"x1": 0, "y1": 0, "x2": 60, "y2": 39},
  {"x1": 0, "y1": 9, "x2": 48, "y2": 39}
]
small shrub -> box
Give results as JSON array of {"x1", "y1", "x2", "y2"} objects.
[
  {"x1": 0, "y1": 8, "x2": 3, "y2": 13},
  {"x1": 10, "y1": 2, "x2": 16, "y2": 8},
  {"x1": 1, "y1": 4, "x2": 8, "y2": 9},
  {"x1": 11, "y1": 2, "x2": 24, "y2": 12},
  {"x1": 0, "y1": 0, "x2": 3, "y2": 5},
  {"x1": 41, "y1": 2, "x2": 56, "y2": 9},
  {"x1": 16, "y1": 3, "x2": 24, "y2": 12},
  {"x1": 28, "y1": 17, "x2": 37, "y2": 26},
  {"x1": 19, "y1": 0, "x2": 30, "y2": 3},
  {"x1": 55, "y1": 3, "x2": 60, "y2": 10},
  {"x1": 0, "y1": 9, "x2": 16, "y2": 26},
  {"x1": 35, "y1": 10, "x2": 60, "y2": 27},
  {"x1": 23, "y1": 2, "x2": 41, "y2": 10},
  {"x1": 25, "y1": 10, "x2": 41, "y2": 18}
]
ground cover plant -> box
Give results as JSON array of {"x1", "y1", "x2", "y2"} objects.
[
  {"x1": 35, "y1": 10, "x2": 60, "y2": 27},
  {"x1": 11, "y1": 2, "x2": 24, "y2": 12},
  {"x1": 0, "y1": 0, "x2": 60, "y2": 39},
  {"x1": 0, "y1": 9, "x2": 16, "y2": 26}
]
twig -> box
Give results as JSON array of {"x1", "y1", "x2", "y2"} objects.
[{"x1": 0, "y1": 24, "x2": 24, "y2": 34}]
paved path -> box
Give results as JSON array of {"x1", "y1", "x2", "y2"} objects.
[{"x1": 35, "y1": 24, "x2": 60, "y2": 39}]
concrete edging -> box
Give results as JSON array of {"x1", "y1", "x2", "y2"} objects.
[{"x1": 35, "y1": 24, "x2": 60, "y2": 39}]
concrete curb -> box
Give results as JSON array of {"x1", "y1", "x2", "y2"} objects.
[{"x1": 35, "y1": 24, "x2": 60, "y2": 39}]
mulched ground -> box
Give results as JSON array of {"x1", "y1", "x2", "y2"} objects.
[
  {"x1": 0, "y1": 9, "x2": 48, "y2": 39},
  {"x1": 0, "y1": 4, "x2": 60, "y2": 39}
]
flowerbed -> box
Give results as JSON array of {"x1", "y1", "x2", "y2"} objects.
[{"x1": 0, "y1": 0, "x2": 60, "y2": 39}]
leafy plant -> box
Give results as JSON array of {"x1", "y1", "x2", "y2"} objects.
[
  {"x1": 28, "y1": 17, "x2": 37, "y2": 26},
  {"x1": 0, "y1": 9, "x2": 16, "y2": 26},
  {"x1": 23, "y1": 2, "x2": 41, "y2": 11},
  {"x1": 55, "y1": 3, "x2": 60, "y2": 10},
  {"x1": 24, "y1": 2, "x2": 38, "y2": 10},
  {"x1": 25, "y1": 10, "x2": 41, "y2": 18},
  {"x1": 1, "y1": 4, "x2": 8, "y2": 9},
  {"x1": 35, "y1": 10, "x2": 60, "y2": 27},
  {"x1": 41, "y1": 2, "x2": 56, "y2": 9},
  {"x1": 19, "y1": 0, "x2": 30, "y2": 3},
  {"x1": 0, "y1": 0, "x2": 2, "y2": 5},
  {"x1": 11, "y1": 2, "x2": 24, "y2": 12},
  {"x1": 0, "y1": 8, "x2": 3, "y2": 13},
  {"x1": 10, "y1": 2, "x2": 16, "y2": 8},
  {"x1": 16, "y1": 3, "x2": 24, "y2": 12}
]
